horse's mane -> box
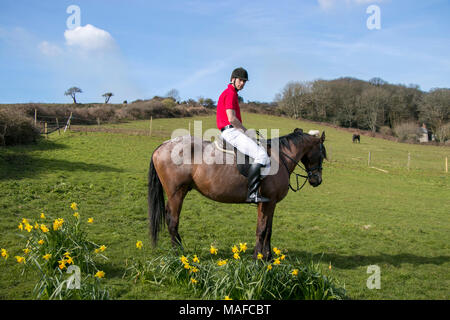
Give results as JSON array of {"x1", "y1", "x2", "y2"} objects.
[{"x1": 266, "y1": 129, "x2": 309, "y2": 151}]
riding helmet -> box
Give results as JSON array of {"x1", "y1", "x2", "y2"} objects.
[{"x1": 230, "y1": 67, "x2": 249, "y2": 82}]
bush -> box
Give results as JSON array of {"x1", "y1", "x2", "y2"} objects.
[
  {"x1": 435, "y1": 123, "x2": 450, "y2": 142},
  {"x1": 0, "y1": 108, "x2": 40, "y2": 146},
  {"x1": 393, "y1": 122, "x2": 419, "y2": 142}
]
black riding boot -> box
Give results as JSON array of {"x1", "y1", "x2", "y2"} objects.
[{"x1": 245, "y1": 163, "x2": 270, "y2": 203}]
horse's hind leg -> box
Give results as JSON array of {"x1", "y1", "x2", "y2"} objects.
[{"x1": 166, "y1": 185, "x2": 189, "y2": 249}]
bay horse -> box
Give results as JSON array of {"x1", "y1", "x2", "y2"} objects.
[{"x1": 148, "y1": 128, "x2": 326, "y2": 260}]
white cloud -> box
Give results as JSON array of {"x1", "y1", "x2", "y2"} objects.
[
  {"x1": 38, "y1": 41, "x2": 63, "y2": 57},
  {"x1": 318, "y1": 0, "x2": 383, "y2": 10},
  {"x1": 64, "y1": 24, "x2": 116, "y2": 51}
]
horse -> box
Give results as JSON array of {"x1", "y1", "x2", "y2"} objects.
[
  {"x1": 148, "y1": 127, "x2": 326, "y2": 260},
  {"x1": 352, "y1": 134, "x2": 360, "y2": 143}
]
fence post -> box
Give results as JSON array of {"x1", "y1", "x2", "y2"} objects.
[
  {"x1": 368, "y1": 151, "x2": 371, "y2": 167},
  {"x1": 44, "y1": 122, "x2": 48, "y2": 139},
  {"x1": 34, "y1": 109, "x2": 37, "y2": 126},
  {"x1": 56, "y1": 118, "x2": 61, "y2": 135},
  {"x1": 446, "y1": 157, "x2": 448, "y2": 173},
  {"x1": 64, "y1": 112, "x2": 73, "y2": 133},
  {"x1": 149, "y1": 116, "x2": 153, "y2": 136},
  {"x1": 407, "y1": 152, "x2": 411, "y2": 171}
]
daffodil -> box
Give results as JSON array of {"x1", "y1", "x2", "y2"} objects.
[
  {"x1": 70, "y1": 202, "x2": 78, "y2": 211},
  {"x1": 23, "y1": 248, "x2": 30, "y2": 254},
  {"x1": 18, "y1": 223, "x2": 23, "y2": 231},
  {"x1": 210, "y1": 245, "x2": 218, "y2": 255},
  {"x1": 136, "y1": 240, "x2": 143, "y2": 249},
  {"x1": 99, "y1": 245, "x2": 106, "y2": 252},
  {"x1": 180, "y1": 255, "x2": 189, "y2": 264},
  {"x1": 58, "y1": 259, "x2": 67, "y2": 270},
  {"x1": 217, "y1": 259, "x2": 228, "y2": 266},
  {"x1": 281, "y1": 254, "x2": 286, "y2": 260},
  {"x1": 43, "y1": 253, "x2": 52, "y2": 261},
  {"x1": 231, "y1": 245, "x2": 239, "y2": 254},
  {"x1": 40, "y1": 212, "x2": 45, "y2": 219},
  {"x1": 190, "y1": 278, "x2": 198, "y2": 284},
  {"x1": 189, "y1": 267, "x2": 199, "y2": 273},
  {"x1": 224, "y1": 296, "x2": 232, "y2": 300},
  {"x1": 233, "y1": 253, "x2": 240, "y2": 260},
  {"x1": 267, "y1": 264, "x2": 272, "y2": 271},
  {"x1": 1, "y1": 249, "x2": 8, "y2": 260},
  {"x1": 63, "y1": 251, "x2": 71, "y2": 257},
  {"x1": 53, "y1": 218, "x2": 64, "y2": 231},
  {"x1": 73, "y1": 212, "x2": 79, "y2": 218},
  {"x1": 95, "y1": 270, "x2": 105, "y2": 278},
  {"x1": 87, "y1": 217, "x2": 94, "y2": 224},
  {"x1": 40, "y1": 224, "x2": 49, "y2": 233},
  {"x1": 257, "y1": 253, "x2": 263, "y2": 260},
  {"x1": 24, "y1": 223, "x2": 33, "y2": 233},
  {"x1": 66, "y1": 256, "x2": 74, "y2": 265},
  {"x1": 239, "y1": 242, "x2": 247, "y2": 252},
  {"x1": 22, "y1": 218, "x2": 29, "y2": 224},
  {"x1": 38, "y1": 239, "x2": 44, "y2": 245},
  {"x1": 291, "y1": 269, "x2": 299, "y2": 276},
  {"x1": 192, "y1": 255, "x2": 200, "y2": 263},
  {"x1": 273, "y1": 247, "x2": 281, "y2": 256},
  {"x1": 183, "y1": 263, "x2": 191, "y2": 270},
  {"x1": 34, "y1": 222, "x2": 40, "y2": 229},
  {"x1": 328, "y1": 262, "x2": 332, "y2": 271},
  {"x1": 15, "y1": 256, "x2": 25, "y2": 264},
  {"x1": 273, "y1": 258, "x2": 281, "y2": 265}
]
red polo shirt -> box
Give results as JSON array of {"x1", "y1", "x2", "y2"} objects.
[{"x1": 216, "y1": 84, "x2": 242, "y2": 130}]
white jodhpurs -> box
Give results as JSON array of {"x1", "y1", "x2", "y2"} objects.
[{"x1": 221, "y1": 128, "x2": 271, "y2": 173}]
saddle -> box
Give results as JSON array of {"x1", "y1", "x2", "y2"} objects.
[{"x1": 213, "y1": 134, "x2": 269, "y2": 178}]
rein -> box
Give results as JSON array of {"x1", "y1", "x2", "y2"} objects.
[{"x1": 256, "y1": 130, "x2": 322, "y2": 193}]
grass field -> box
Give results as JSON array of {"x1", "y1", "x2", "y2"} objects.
[{"x1": 0, "y1": 112, "x2": 449, "y2": 299}]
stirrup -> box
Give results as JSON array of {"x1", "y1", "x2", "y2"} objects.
[{"x1": 245, "y1": 192, "x2": 270, "y2": 203}]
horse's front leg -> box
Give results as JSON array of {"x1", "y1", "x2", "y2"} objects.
[{"x1": 253, "y1": 201, "x2": 276, "y2": 261}]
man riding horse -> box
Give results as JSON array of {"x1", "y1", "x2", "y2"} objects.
[{"x1": 217, "y1": 67, "x2": 271, "y2": 203}]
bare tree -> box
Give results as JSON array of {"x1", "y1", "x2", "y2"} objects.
[
  {"x1": 166, "y1": 89, "x2": 180, "y2": 102},
  {"x1": 65, "y1": 87, "x2": 82, "y2": 104},
  {"x1": 102, "y1": 92, "x2": 114, "y2": 104}
]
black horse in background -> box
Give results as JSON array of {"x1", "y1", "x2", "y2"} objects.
[{"x1": 352, "y1": 134, "x2": 360, "y2": 143}]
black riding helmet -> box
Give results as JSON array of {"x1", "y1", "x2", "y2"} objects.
[{"x1": 230, "y1": 67, "x2": 249, "y2": 82}]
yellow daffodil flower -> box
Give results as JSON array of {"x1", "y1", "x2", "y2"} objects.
[
  {"x1": 1, "y1": 249, "x2": 8, "y2": 260},
  {"x1": 217, "y1": 259, "x2": 228, "y2": 266},
  {"x1": 15, "y1": 256, "x2": 25, "y2": 264},
  {"x1": 87, "y1": 217, "x2": 94, "y2": 224},
  {"x1": 70, "y1": 202, "x2": 78, "y2": 211},
  {"x1": 18, "y1": 223, "x2": 23, "y2": 231},
  {"x1": 239, "y1": 242, "x2": 247, "y2": 252},
  {"x1": 40, "y1": 224, "x2": 49, "y2": 233},
  {"x1": 23, "y1": 248, "x2": 30, "y2": 254},
  {"x1": 43, "y1": 253, "x2": 52, "y2": 261},
  {"x1": 180, "y1": 255, "x2": 189, "y2": 264},
  {"x1": 257, "y1": 253, "x2": 263, "y2": 260},
  {"x1": 136, "y1": 240, "x2": 143, "y2": 249},
  {"x1": 267, "y1": 264, "x2": 272, "y2": 271},
  {"x1": 233, "y1": 253, "x2": 240, "y2": 260},
  {"x1": 38, "y1": 239, "x2": 44, "y2": 245},
  {"x1": 95, "y1": 270, "x2": 105, "y2": 278},
  {"x1": 24, "y1": 223, "x2": 33, "y2": 233},
  {"x1": 210, "y1": 245, "x2": 218, "y2": 255},
  {"x1": 274, "y1": 258, "x2": 281, "y2": 265},
  {"x1": 40, "y1": 212, "x2": 45, "y2": 219},
  {"x1": 193, "y1": 255, "x2": 200, "y2": 263},
  {"x1": 224, "y1": 296, "x2": 232, "y2": 300},
  {"x1": 190, "y1": 278, "x2": 198, "y2": 284},
  {"x1": 231, "y1": 245, "x2": 239, "y2": 254},
  {"x1": 73, "y1": 212, "x2": 79, "y2": 218},
  {"x1": 291, "y1": 269, "x2": 299, "y2": 276},
  {"x1": 273, "y1": 247, "x2": 281, "y2": 256}
]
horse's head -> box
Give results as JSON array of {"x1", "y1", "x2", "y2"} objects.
[{"x1": 301, "y1": 131, "x2": 326, "y2": 187}]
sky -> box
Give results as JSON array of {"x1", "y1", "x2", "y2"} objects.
[{"x1": 0, "y1": 0, "x2": 449, "y2": 104}]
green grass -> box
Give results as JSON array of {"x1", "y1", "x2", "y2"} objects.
[{"x1": 0, "y1": 112, "x2": 449, "y2": 299}]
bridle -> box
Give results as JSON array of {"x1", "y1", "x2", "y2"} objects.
[
  {"x1": 279, "y1": 144, "x2": 324, "y2": 192},
  {"x1": 256, "y1": 130, "x2": 324, "y2": 192}
]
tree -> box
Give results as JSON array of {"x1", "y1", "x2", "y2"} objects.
[
  {"x1": 418, "y1": 88, "x2": 450, "y2": 141},
  {"x1": 102, "y1": 92, "x2": 114, "y2": 104},
  {"x1": 65, "y1": 87, "x2": 82, "y2": 104},
  {"x1": 166, "y1": 89, "x2": 180, "y2": 102}
]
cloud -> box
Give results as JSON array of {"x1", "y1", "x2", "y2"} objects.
[
  {"x1": 64, "y1": 24, "x2": 116, "y2": 51},
  {"x1": 38, "y1": 41, "x2": 63, "y2": 57},
  {"x1": 318, "y1": 0, "x2": 383, "y2": 10}
]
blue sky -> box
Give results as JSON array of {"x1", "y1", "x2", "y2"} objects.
[{"x1": 1, "y1": 0, "x2": 449, "y2": 103}]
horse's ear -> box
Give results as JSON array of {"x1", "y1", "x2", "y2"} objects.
[
  {"x1": 294, "y1": 128, "x2": 303, "y2": 134},
  {"x1": 320, "y1": 131, "x2": 325, "y2": 143}
]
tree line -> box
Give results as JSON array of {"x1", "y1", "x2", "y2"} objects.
[{"x1": 275, "y1": 77, "x2": 449, "y2": 141}]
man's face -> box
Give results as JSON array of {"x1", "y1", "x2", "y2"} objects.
[{"x1": 232, "y1": 78, "x2": 246, "y2": 91}]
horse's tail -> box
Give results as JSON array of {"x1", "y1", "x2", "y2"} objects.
[{"x1": 148, "y1": 148, "x2": 166, "y2": 247}]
